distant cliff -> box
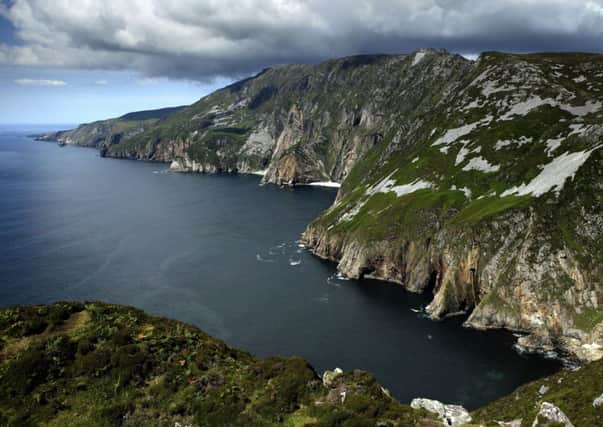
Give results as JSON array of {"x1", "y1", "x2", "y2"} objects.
[
  {"x1": 37, "y1": 50, "x2": 603, "y2": 362},
  {"x1": 35, "y1": 106, "x2": 185, "y2": 151},
  {"x1": 1, "y1": 302, "x2": 601, "y2": 426}
]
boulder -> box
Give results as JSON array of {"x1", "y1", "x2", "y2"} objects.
[
  {"x1": 322, "y1": 367, "x2": 343, "y2": 387},
  {"x1": 410, "y1": 398, "x2": 472, "y2": 427},
  {"x1": 531, "y1": 402, "x2": 574, "y2": 427}
]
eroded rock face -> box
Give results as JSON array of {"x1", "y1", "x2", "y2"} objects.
[
  {"x1": 304, "y1": 199, "x2": 602, "y2": 362},
  {"x1": 532, "y1": 402, "x2": 574, "y2": 427},
  {"x1": 300, "y1": 53, "x2": 603, "y2": 362},
  {"x1": 410, "y1": 398, "x2": 472, "y2": 427},
  {"x1": 322, "y1": 367, "x2": 343, "y2": 387}
]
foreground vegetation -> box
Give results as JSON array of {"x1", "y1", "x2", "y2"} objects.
[
  {"x1": 0, "y1": 302, "x2": 434, "y2": 426},
  {"x1": 472, "y1": 357, "x2": 602, "y2": 426},
  {"x1": 0, "y1": 302, "x2": 601, "y2": 426}
]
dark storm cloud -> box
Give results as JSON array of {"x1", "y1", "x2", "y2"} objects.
[{"x1": 1, "y1": 0, "x2": 602, "y2": 81}]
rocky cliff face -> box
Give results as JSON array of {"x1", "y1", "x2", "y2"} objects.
[
  {"x1": 99, "y1": 49, "x2": 473, "y2": 185},
  {"x1": 302, "y1": 52, "x2": 603, "y2": 363},
  {"x1": 39, "y1": 50, "x2": 603, "y2": 362}
]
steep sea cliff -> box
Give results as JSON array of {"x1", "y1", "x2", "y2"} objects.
[{"x1": 38, "y1": 50, "x2": 603, "y2": 362}]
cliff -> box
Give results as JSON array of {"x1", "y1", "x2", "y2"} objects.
[
  {"x1": 301, "y1": 52, "x2": 603, "y2": 363},
  {"x1": 35, "y1": 106, "x2": 185, "y2": 151},
  {"x1": 1, "y1": 302, "x2": 601, "y2": 426},
  {"x1": 37, "y1": 50, "x2": 603, "y2": 362}
]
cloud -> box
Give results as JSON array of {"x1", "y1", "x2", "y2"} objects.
[
  {"x1": 95, "y1": 79, "x2": 108, "y2": 85},
  {"x1": 1, "y1": 0, "x2": 602, "y2": 81},
  {"x1": 136, "y1": 77, "x2": 162, "y2": 85},
  {"x1": 14, "y1": 78, "x2": 66, "y2": 86}
]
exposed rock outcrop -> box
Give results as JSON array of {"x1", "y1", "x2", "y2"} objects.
[
  {"x1": 532, "y1": 402, "x2": 575, "y2": 427},
  {"x1": 410, "y1": 398, "x2": 472, "y2": 426}
]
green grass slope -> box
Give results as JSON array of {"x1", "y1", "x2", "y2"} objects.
[
  {"x1": 0, "y1": 302, "x2": 434, "y2": 427},
  {"x1": 2, "y1": 302, "x2": 601, "y2": 426}
]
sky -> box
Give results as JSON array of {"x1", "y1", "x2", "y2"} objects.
[{"x1": 1, "y1": 0, "x2": 602, "y2": 124}]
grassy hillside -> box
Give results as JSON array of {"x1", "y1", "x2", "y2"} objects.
[
  {"x1": 0, "y1": 302, "x2": 434, "y2": 426},
  {"x1": 471, "y1": 358, "x2": 602, "y2": 426},
  {"x1": 1, "y1": 302, "x2": 601, "y2": 426},
  {"x1": 118, "y1": 106, "x2": 187, "y2": 121}
]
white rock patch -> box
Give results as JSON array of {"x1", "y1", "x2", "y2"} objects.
[
  {"x1": 338, "y1": 202, "x2": 365, "y2": 223},
  {"x1": 468, "y1": 67, "x2": 493, "y2": 90},
  {"x1": 501, "y1": 96, "x2": 556, "y2": 120},
  {"x1": 389, "y1": 180, "x2": 433, "y2": 197},
  {"x1": 482, "y1": 80, "x2": 515, "y2": 97},
  {"x1": 560, "y1": 100, "x2": 602, "y2": 116},
  {"x1": 531, "y1": 402, "x2": 574, "y2": 427},
  {"x1": 322, "y1": 367, "x2": 343, "y2": 387},
  {"x1": 366, "y1": 171, "x2": 434, "y2": 197},
  {"x1": 432, "y1": 116, "x2": 492, "y2": 146},
  {"x1": 495, "y1": 139, "x2": 513, "y2": 150},
  {"x1": 455, "y1": 146, "x2": 471, "y2": 165},
  {"x1": 367, "y1": 171, "x2": 398, "y2": 196},
  {"x1": 411, "y1": 398, "x2": 472, "y2": 427},
  {"x1": 308, "y1": 181, "x2": 341, "y2": 188},
  {"x1": 501, "y1": 148, "x2": 598, "y2": 197},
  {"x1": 462, "y1": 156, "x2": 500, "y2": 173},
  {"x1": 462, "y1": 98, "x2": 483, "y2": 111},
  {"x1": 545, "y1": 137, "x2": 564, "y2": 155},
  {"x1": 207, "y1": 105, "x2": 222, "y2": 114},
  {"x1": 412, "y1": 51, "x2": 427, "y2": 66},
  {"x1": 568, "y1": 124, "x2": 589, "y2": 136},
  {"x1": 169, "y1": 160, "x2": 182, "y2": 170},
  {"x1": 495, "y1": 136, "x2": 533, "y2": 150},
  {"x1": 500, "y1": 96, "x2": 601, "y2": 120},
  {"x1": 451, "y1": 185, "x2": 472, "y2": 198}
]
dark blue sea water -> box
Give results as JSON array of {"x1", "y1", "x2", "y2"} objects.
[{"x1": 0, "y1": 126, "x2": 559, "y2": 409}]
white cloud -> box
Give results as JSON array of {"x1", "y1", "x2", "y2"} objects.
[
  {"x1": 95, "y1": 79, "x2": 108, "y2": 85},
  {"x1": 0, "y1": 0, "x2": 602, "y2": 80},
  {"x1": 14, "y1": 78, "x2": 67, "y2": 86},
  {"x1": 136, "y1": 77, "x2": 163, "y2": 85}
]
